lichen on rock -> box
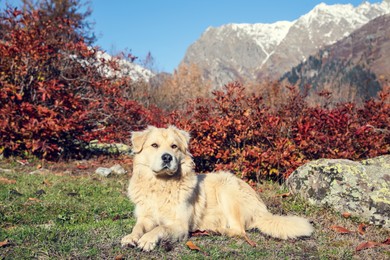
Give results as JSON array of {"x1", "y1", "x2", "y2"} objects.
[{"x1": 286, "y1": 155, "x2": 390, "y2": 229}]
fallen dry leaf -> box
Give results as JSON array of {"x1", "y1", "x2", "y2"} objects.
[
  {"x1": 186, "y1": 240, "x2": 201, "y2": 251},
  {"x1": 276, "y1": 192, "x2": 291, "y2": 198},
  {"x1": 186, "y1": 241, "x2": 208, "y2": 256},
  {"x1": 0, "y1": 177, "x2": 16, "y2": 185},
  {"x1": 341, "y1": 212, "x2": 351, "y2": 218},
  {"x1": 26, "y1": 197, "x2": 42, "y2": 203},
  {"x1": 330, "y1": 225, "x2": 353, "y2": 234},
  {"x1": 382, "y1": 237, "x2": 390, "y2": 245},
  {"x1": 358, "y1": 223, "x2": 367, "y2": 235},
  {"x1": 355, "y1": 241, "x2": 381, "y2": 252},
  {"x1": 244, "y1": 234, "x2": 257, "y2": 247},
  {"x1": 114, "y1": 254, "x2": 124, "y2": 260},
  {"x1": 0, "y1": 240, "x2": 10, "y2": 247},
  {"x1": 23, "y1": 197, "x2": 42, "y2": 205},
  {"x1": 356, "y1": 236, "x2": 390, "y2": 252},
  {"x1": 190, "y1": 230, "x2": 209, "y2": 237}
]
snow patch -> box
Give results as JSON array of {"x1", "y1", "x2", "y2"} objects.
[
  {"x1": 230, "y1": 21, "x2": 293, "y2": 50},
  {"x1": 95, "y1": 51, "x2": 154, "y2": 82}
]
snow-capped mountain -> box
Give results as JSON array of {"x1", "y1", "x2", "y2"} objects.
[{"x1": 181, "y1": 0, "x2": 390, "y2": 88}]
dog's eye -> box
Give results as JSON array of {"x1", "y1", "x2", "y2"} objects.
[
  {"x1": 151, "y1": 143, "x2": 159, "y2": 148},
  {"x1": 171, "y1": 144, "x2": 178, "y2": 149}
]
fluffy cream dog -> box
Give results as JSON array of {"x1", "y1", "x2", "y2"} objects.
[{"x1": 121, "y1": 126, "x2": 313, "y2": 251}]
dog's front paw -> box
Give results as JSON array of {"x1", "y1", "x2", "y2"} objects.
[
  {"x1": 121, "y1": 234, "x2": 140, "y2": 247},
  {"x1": 137, "y1": 233, "x2": 158, "y2": 251}
]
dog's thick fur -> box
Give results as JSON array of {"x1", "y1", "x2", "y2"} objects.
[{"x1": 121, "y1": 126, "x2": 313, "y2": 251}]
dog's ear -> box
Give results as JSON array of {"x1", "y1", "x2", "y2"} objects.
[
  {"x1": 168, "y1": 125, "x2": 191, "y2": 151},
  {"x1": 131, "y1": 126, "x2": 156, "y2": 153}
]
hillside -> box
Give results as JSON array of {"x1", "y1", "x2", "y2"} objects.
[
  {"x1": 281, "y1": 14, "x2": 390, "y2": 106},
  {"x1": 181, "y1": 1, "x2": 390, "y2": 88}
]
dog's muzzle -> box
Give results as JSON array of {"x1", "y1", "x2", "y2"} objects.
[
  {"x1": 153, "y1": 153, "x2": 178, "y2": 175},
  {"x1": 161, "y1": 153, "x2": 173, "y2": 167}
]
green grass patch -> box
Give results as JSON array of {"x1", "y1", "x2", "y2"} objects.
[{"x1": 1, "y1": 159, "x2": 389, "y2": 259}]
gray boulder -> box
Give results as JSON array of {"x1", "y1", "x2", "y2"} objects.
[
  {"x1": 95, "y1": 164, "x2": 127, "y2": 177},
  {"x1": 110, "y1": 164, "x2": 127, "y2": 175},
  {"x1": 95, "y1": 167, "x2": 113, "y2": 177},
  {"x1": 286, "y1": 155, "x2": 390, "y2": 228}
]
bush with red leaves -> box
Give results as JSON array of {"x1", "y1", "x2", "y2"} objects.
[
  {"x1": 169, "y1": 82, "x2": 389, "y2": 180},
  {"x1": 0, "y1": 8, "x2": 159, "y2": 159},
  {"x1": 1, "y1": 7, "x2": 388, "y2": 181}
]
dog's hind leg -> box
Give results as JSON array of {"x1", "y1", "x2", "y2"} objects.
[
  {"x1": 215, "y1": 188, "x2": 258, "y2": 247},
  {"x1": 216, "y1": 188, "x2": 247, "y2": 237}
]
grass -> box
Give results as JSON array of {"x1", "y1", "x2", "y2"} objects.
[{"x1": 1, "y1": 157, "x2": 389, "y2": 259}]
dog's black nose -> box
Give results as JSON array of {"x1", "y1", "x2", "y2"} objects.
[{"x1": 162, "y1": 153, "x2": 173, "y2": 164}]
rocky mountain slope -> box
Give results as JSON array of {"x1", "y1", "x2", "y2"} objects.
[
  {"x1": 281, "y1": 14, "x2": 390, "y2": 105},
  {"x1": 181, "y1": 0, "x2": 390, "y2": 88}
]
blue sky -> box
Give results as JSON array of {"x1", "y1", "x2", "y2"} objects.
[{"x1": 1, "y1": 0, "x2": 383, "y2": 72}]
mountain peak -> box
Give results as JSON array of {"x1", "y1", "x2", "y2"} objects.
[
  {"x1": 312, "y1": 2, "x2": 348, "y2": 11},
  {"x1": 182, "y1": 0, "x2": 390, "y2": 87},
  {"x1": 301, "y1": 2, "x2": 365, "y2": 25}
]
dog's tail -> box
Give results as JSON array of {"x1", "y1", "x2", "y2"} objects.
[{"x1": 251, "y1": 212, "x2": 314, "y2": 239}]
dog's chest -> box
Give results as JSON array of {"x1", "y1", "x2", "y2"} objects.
[
  {"x1": 148, "y1": 182, "x2": 182, "y2": 206},
  {"x1": 131, "y1": 176, "x2": 192, "y2": 206}
]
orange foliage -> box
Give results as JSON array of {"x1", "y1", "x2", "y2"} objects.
[
  {"x1": 151, "y1": 63, "x2": 211, "y2": 110},
  {"x1": 168, "y1": 82, "x2": 389, "y2": 180},
  {"x1": 1, "y1": 7, "x2": 388, "y2": 182},
  {"x1": 0, "y1": 7, "x2": 159, "y2": 159}
]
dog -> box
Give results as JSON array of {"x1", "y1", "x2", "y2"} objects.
[{"x1": 121, "y1": 125, "x2": 313, "y2": 251}]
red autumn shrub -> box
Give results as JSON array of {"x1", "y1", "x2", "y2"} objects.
[
  {"x1": 0, "y1": 8, "x2": 160, "y2": 159},
  {"x1": 169, "y1": 82, "x2": 389, "y2": 180},
  {"x1": 1, "y1": 7, "x2": 387, "y2": 180},
  {"x1": 290, "y1": 89, "x2": 389, "y2": 161}
]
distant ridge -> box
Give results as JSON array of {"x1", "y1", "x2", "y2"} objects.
[
  {"x1": 281, "y1": 14, "x2": 390, "y2": 106},
  {"x1": 181, "y1": 1, "x2": 390, "y2": 88}
]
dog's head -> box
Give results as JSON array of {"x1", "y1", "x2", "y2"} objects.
[{"x1": 131, "y1": 125, "x2": 193, "y2": 177}]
